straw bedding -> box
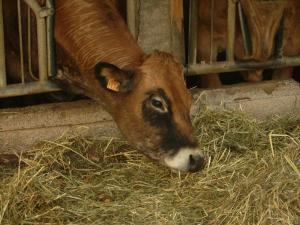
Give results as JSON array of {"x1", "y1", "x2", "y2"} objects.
[{"x1": 0, "y1": 110, "x2": 299, "y2": 225}]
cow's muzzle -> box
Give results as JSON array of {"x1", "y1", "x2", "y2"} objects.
[{"x1": 164, "y1": 147, "x2": 205, "y2": 172}]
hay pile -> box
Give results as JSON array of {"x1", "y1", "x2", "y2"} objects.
[{"x1": 0, "y1": 110, "x2": 299, "y2": 225}]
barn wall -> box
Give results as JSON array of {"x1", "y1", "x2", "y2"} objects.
[{"x1": 135, "y1": 0, "x2": 185, "y2": 63}]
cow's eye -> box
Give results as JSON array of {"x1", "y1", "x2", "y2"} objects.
[
  {"x1": 151, "y1": 98, "x2": 163, "y2": 109},
  {"x1": 150, "y1": 96, "x2": 168, "y2": 113}
]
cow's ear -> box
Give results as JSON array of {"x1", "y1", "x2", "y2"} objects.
[{"x1": 94, "y1": 62, "x2": 135, "y2": 93}]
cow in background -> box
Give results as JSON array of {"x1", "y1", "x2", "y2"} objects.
[
  {"x1": 197, "y1": 0, "x2": 287, "y2": 88},
  {"x1": 273, "y1": 0, "x2": 300, "y2": 80},
  {"x1": 2, "y1": 0, "x2": 205, "y2": 172}
]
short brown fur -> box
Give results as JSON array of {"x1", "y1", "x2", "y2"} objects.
[
  {"x1": 3, "y1": 0, "x2": 201, "y2": 171},
  {"x1": 197, "y1": 0, "x2": 287, "y2": 87}
]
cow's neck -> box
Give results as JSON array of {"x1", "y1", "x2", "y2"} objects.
[{"x1": 54, "y1": 0, "x2": 143, "y2": 73}]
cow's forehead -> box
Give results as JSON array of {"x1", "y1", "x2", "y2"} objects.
[
  {"x1": 133, "y1": 54, "x2": 190, "y2": 109},
  {"x1": 138, "y1": 52, "x2": 185, "y2": 86},
  {"x1": 141, "y1": 52, "x2": 183, "y2": 74}
]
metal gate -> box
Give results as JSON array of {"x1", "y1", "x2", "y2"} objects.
[
  {"x1": 186, "y1": 0, "x2": 300, "y2": 76},
  {"x1": 0, "y1": 0, "x2": 59, "y2": 98},
  {"x1": 0, "y1": 0, "x2": 137, "y2": 99},
  {"x1": 1, "y1": 0, "x2": 300, "y2": 99}
]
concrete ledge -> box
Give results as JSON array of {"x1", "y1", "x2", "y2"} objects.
[
  {"x1": 0, "y1": 100, "x2": 119, "y2": 154},
  {"x1": 192, "y1": 79, "x2": 300, "y2": 119},
  {"x1": 1, "y1": 80, "x2": 300, "y2": 154}
]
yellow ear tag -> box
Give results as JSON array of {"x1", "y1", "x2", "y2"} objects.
[{"x1": 107, "y1": 79, "x2": 120, "y2": 92}]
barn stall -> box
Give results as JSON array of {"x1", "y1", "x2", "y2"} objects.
[{"x1": 0, "y1": 0, "x2": 299, "y2": 224}]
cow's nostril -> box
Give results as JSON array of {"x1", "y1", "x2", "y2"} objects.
[{"x1": 188, "y1": 154, "x2": 205, "y2": 172}]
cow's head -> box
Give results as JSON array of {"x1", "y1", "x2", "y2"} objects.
[
  {"x1": 91, "y1": 51, "x2": 205, "y2": 172},
  {"x1": 241, "y1": 0, "x2": 287, "y2": 61},
  {"x1": 239, "y1": 0, "x2": 287, "y2": 82}
]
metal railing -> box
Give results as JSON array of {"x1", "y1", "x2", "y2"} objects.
[
  {"x1": 2, "y1": 0, "x2": 298, "y2": 99},
  {"x1": 0, "y1": 0, "x2": 6, "y2": 88},
  {"x1": 186, "y1": 0, "x2": 300, "y2": 76},
  {"x1": 0, "y1": 0, "x2": 60, "y2": 98}
]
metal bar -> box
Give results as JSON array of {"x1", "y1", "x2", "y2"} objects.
[
  {"x1": 185, "y1": 56, "x2": 300, "y2": 75},
  {"x1": 46, "y1": 0, "x2": 55, "y2": 77},
  {"x1": 0, "y1": 0, "x2": 6, "y2": 88},
  {"x1": 0, "y1": 81, "x2": 60, "y2": 98},
  {"x1": 227, "y1": 0, "x2": 236, "y2": 61},
  {"x1": 238, "y1": 1, "x2": 251, "y2": 56},
  {"x1": 127, "y1": 0, "x2": 137, "y2": 39},
  {"x1": 188, "y1": 0, "x2": 198, "y2": 65},
  {"x1": 27, "y1": 6, "x2": 38, "y2": 80},
  {"x1": 210, "y1": 0, "x2": 214, "y2": 63},
  {"x1": 23, "y1": 0, "x2": 42, "y2": 16},
  {"x1": 17, "y1": 0, "x2": 25, "y2": 83},
  {"x1": 36, "y1": 16, "x2": 48, "y2": 81},
  {"x1": 24, "y1": 0, "x2": 48, "y2": 81}
]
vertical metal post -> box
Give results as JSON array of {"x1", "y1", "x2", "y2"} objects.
[
  {"x1": 17, "y1": 0, "x2": 25, "y2": 83},
  {"x1": 36, "y1": 17, "x2": 48, "y2": 81},
  {"x1": 0, "y1": 0, "x2": 6, "y2": 87},
  {"x1": 188, "y1": 0, "x2": 198, "y2": 65},
  {"x1": 27, "y1": 6, "x2": 38, "y2": 80},
  {"x1": 210, "y1": 0, "x2": 214, "y2": 63},
  {"x1": 46, "y1": 0, "x2": 55, "y2": 77},
  {"x1": 24, "y1": 0, "x2": 48, "y2": 81},
  {"x1": 238, "y1": 1, "x2": 250, "y2": 56},
  {"x1": 227, "y1": 0, "x2": 236, "y2": 61}
]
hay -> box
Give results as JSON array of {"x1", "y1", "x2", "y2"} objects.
[{"x1": 0, "y1": 110, "x2": 299, "y2": 225}]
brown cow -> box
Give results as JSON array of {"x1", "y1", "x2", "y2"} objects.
[
  {"x1": 3, "y1": 0, "x2": 204, "y2": 172},
  {"x1": 273, "y1": 0, "x2": 300, "y2": 80},
  {"x1": 197, "y1": 0, "x2": 287, "y2": 88}
]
